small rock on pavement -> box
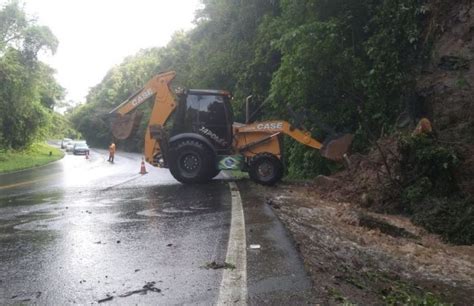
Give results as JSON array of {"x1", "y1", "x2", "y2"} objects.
[
  {"x1": 314, "y1": 175, "x2": 338, "y2": 187},
  {"x1": 203, "y1": 261, "x2": 236, "y2": 270},
  {"x1": 360, "y1": 192, "x2": 374, "y2": 207},
  {"x1": 98, "y1": 295, "x2": 113, "y2": 303},
  {"x1": 265, "y1": 198, "x2": 281, "y2": 209}
]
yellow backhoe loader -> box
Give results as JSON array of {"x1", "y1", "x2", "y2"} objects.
[{"x1": 109, "y1": 71, "x2": 353, "y2": 185}]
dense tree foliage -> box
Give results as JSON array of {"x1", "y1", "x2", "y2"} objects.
[
  {"x1": 72, "y1": 0, "x2": 430, "y2": 176},
  {"x1": 0, "y1": 0, "x2": 65, "y2": 150}
]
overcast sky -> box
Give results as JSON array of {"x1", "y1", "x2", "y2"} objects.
[{"x1": 21, "y1": 0, "x2": 200, "y2": 103}]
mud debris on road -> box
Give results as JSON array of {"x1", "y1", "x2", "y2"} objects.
[
  {"x1": 97, "y1": 295, "x2": 113, "y2": 303},
  {"x1": 202, "y1": 261, "x2": 236, "y2": 270},
  {"x1": 239, "y1": 180, "x2": 474, "y2": 305},
  {"x1": 97, "y1": 281, "x2": 162, "y2": 303},
  {"x1": 119, "y1": 281, "x2": 161, "y2": 297}
]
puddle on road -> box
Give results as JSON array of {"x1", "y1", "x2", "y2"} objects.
[
  {"x1": 189, "y1": 206, "x2": 212, "y2": 210},
  {"x1": 0, "y1": 191, "x2": 64, "y2": 208},
  {"x1": 162, "y1": 207, "x2": 194, "y2": 214},
  {"x1": 0, "y1": 212, "x2": 60, "y2": 234},
  {"x1": 13, "y1": 211, "x2": 147, "y2": 232},
  {"x1": 136, "y1": 209, "x2": 176, "y2": 218},
  {"x1": 136, "y1": 205, "x2": 213, "y2": 218}
]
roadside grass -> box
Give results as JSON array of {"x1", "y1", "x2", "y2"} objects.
[
  {"x1": 229, "y1": 170, "x2": 249, "y2": 179},
  {"x1": 0, "y1": 143, "x2": 64, "y2": 174}
]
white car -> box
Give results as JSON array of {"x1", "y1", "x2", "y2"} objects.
[
  {"x1": 66, "y1": 140, "x2": 87, "y2": 152},
  {"x1": 61, "y1": 138, "x2": 72, "y2": 149},
  {"x1": 65, "y1": 142, "x2": 75, "y2": 152}
]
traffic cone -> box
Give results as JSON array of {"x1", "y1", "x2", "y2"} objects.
[{"x1": 139, "y1": 158, "x2": 148, "y2": 174}]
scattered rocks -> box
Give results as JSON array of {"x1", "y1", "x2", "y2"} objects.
[
  {"x1": 314, "y1": 175, "x2": 339, "y2": 188},
  {"x1": 265, "y1": 198, "x2": 281, "y2": 209}
]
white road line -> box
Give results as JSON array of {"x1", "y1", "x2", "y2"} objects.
[{"x1": 217, "y1": 182, "x2": 248, "y2": 305}]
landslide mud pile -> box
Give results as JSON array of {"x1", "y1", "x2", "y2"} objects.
[{"x1": 243, "y1": 181, "x2": 474, "y2": 305}]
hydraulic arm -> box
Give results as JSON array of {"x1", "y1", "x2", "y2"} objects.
[
  {"x1": 235, "y1": 120, "x2": 353, "y2": 161},
  {"x1": 109, "y1": 71, "x2": 177, "y2": 164}
]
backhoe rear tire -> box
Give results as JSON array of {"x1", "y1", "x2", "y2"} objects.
[
  {"x1": 169, "y1": 139, "x2": 216, "y2": 184},
  {"x1": 248, "y1": 153, "x2": 283, "y2": 186}
]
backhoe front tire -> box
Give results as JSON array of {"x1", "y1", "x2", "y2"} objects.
[
  {"x1": 248, "y1": 153, "x2": 283, "y2": 186},
  {"x1": 169, "y1": 139, "x2": 216, "y2": 184}
]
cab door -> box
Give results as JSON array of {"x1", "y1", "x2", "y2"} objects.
[{"x1": 195, "y1": 94, "x2": 233, "y2": 153}]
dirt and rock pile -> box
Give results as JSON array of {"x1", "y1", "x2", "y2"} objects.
[
  {"x1": 243, "y1": 1, "x2": 474, "y2": 304},
  {"x1": 243, "y1": 181, "x2": 474, "y2": 305}
]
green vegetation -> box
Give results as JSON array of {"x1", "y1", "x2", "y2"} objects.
[
  {"x1": 228, "y1": 170, "x2": 249, "y2": 180},
  {"x1": 383, "y1": 289, "x2": 449, "y2": 306},
  {"x1": 71, "y1": 0, "x2": 431, "y2": 174},
  {"x1": 0, "y1": 1, "x2": 73, "y2": 171},
  {"x1": 0, "y1": 0, "x2": 69, "y2": 152},
  {"x1": 0, "y1": 142, "x2": 64, "y2": 173},
  {"x1": 397, "y1": 135, "x2": 474, "y2": 244}
]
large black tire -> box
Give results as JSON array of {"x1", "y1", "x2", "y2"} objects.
[
  {"x1": 248, "y1": 153, "x2": 283, "y2": 186},
  {"x1": 168, "y1": 139, "x2": 216, "y2": 184}
]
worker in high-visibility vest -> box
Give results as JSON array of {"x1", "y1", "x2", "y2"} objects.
[
  {"x1": 108, "y1": 142, "x2": 116, "y2": 163},
  {"x1": 413, "y1": 117, "x2": 433, "y2": 136}
]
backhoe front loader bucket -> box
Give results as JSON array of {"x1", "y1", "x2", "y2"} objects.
[
  {"x1": 320, "y1": 133, "x2": 354, "y2": 161},
  {"x1": 111, "y1": 111, "x2": 143, "y2": 140}
]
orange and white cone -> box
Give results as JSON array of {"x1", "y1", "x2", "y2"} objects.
[{"x1": 139, "y1": 158, "x2": 148, "y2": 174}]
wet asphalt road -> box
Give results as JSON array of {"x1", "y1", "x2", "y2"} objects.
[{"x1": 0, "y1": 147, "x2": 314, "y2": 304}]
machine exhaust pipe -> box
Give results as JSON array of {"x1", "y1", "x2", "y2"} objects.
[{"x1": 245, "y1": 95, "x2": 252, "y2": 124}]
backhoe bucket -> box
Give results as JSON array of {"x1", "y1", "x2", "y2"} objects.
[
  {"x1": 320, "y1": 133, "x2": 354, "y2": 161},
  {"x1": 111, "y1": 111, "x2": 143, "y2": 140}
]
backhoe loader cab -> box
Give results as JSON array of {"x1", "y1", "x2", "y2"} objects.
[
  {"x1": 110, "y1": 71, "x2": 353, "y2": 185},
  {"x1": 172, "y1": 90, "x2": 234, "y2": 154}
]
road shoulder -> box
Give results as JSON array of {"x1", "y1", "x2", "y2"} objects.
[{"x1": 237, "y1": 180, "x2": 319, "y2": 305}]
